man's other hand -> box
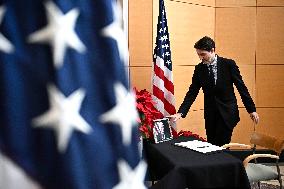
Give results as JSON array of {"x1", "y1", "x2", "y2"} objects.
[{"x1": 250, "y1": 112, "x2": 259, "y2": 124}]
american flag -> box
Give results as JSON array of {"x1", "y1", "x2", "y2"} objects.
[
  {"x1": 152, "y1": 0, "x2": 176, "y2": 124},
  {"x1": 0, "y1": 0, "x2": 146, "y2": 189}
]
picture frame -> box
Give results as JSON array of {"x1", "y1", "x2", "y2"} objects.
[{"x1": 153, "y1": 118, "x2": 173, "y2": 143}]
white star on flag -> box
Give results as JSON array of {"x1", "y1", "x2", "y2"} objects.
[
  {"x1": 32, "y1": 84, "x2": 92, "y2": 153},
  {"x1": 113, "y1": 160, "x2": 147, "y2": 189},
  {"x1": 101, "y1": 1, "x2": 128, "y2": 64},
  {"x1": 0, "y1": 6, "x2": 14, "y2": 54},
  {"x1": 159, "y1": 36, "x2": 165, "y2": 42},
  {"x1": 100, "y1": 82, "x2": 138, "y2": 146},
  {"x1": 28, "y1": 1, "x2": 86, "y2": 68}
]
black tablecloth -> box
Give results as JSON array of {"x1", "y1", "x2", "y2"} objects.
[{"x1": 143, "y1": 136, "x2": 251, "y2": 189}]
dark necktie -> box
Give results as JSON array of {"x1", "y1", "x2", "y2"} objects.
[{"x1": 208, "y1": 65, "x2": 215, "y2": 85}]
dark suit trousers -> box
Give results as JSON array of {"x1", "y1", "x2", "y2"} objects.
[{"x1": 205, "y1": 107, "x2": 233, "y2": 146}]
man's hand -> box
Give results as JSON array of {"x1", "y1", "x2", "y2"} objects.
[
  {"x1": 250, "y1": 112, "x2": 259, "y2": 124},
  {"x1": 167, "y1": 113, "x2": 183, "y2": 122}
]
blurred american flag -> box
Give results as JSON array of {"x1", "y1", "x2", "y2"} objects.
[{"x1": 0, "y1": 0, "x2": 146, "y2": 188}]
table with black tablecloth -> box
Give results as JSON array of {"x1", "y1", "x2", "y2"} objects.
[{"x1": 143, "y1": 136, "x2": 251, "y2": 189}]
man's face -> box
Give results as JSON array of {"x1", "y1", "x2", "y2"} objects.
[{"x1": 196, "y1": 49, "x2": 215, "y2": 64}]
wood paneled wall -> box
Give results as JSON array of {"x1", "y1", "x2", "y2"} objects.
[
  {"x1": 129, "y1": 0, "x2": 284, "y2": 144},
  {"x1": 129, "y1": 0, "x2": 153, "y2": 90}
]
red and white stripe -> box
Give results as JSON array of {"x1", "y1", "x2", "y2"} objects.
[
  {"x1": 152, "y1": 56, "x2": 176, "y2": 118},
  {"x1": 0, "y1": 152, "x2": 41, "y2": 189}
]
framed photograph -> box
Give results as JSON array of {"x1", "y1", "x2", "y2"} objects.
[{"x1": 153, "y1": 118, "x2": 173, "y2": 143}]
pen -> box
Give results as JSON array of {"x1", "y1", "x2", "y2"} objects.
[{"x1": 197, "y1": 146, "x2": 209, "y2": 148}]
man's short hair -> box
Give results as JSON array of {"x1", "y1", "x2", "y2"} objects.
[{"x1": 194, "y1": 36, "x2": 215, "y2": 51}]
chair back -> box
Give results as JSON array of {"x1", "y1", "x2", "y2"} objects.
[{"x1": 250, "y1": 132, "x2": 284, "y2": 155}]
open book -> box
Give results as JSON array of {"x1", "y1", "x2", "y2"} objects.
[{"x1": 175, "y1": 140, "x2": 224, "y2": 154}]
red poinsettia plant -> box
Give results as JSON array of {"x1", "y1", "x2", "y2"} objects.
[
  {"x1": 134, "y1": 87, "x2": 206, "y2": 142},
  {"x1": 133, "y1": 87, "x2": 163, "y2": 139}
]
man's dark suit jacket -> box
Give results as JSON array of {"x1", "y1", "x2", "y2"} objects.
[{"x1": 178, "y1": 56, "x2": 256, "y2": 129}]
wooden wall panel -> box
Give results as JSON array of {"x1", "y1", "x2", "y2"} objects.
[
  {"x1": 254, "y1": 108, "x2": 284, "y2": 140},
  {"x1": 173, "y1": 66, "x2": 204, "y2": 111},
  {"x1": 234, "y1": 65, "x2": 256, "y2": 108},
  {"x1": 167, "y1": 0, "x2": 215, "y2": 7},
  {"x1": 129, "y1": 67, "x2": 152, "y2": 91},
  {"x1": 159, "y1": 1, "x2": 215, "y2": 66},
  {"x1": 223, "y1": 108, "x2": 284, "y2": 147},
  {"x1": 257, "y1": 0, "x2": 284, "y2": 6},
  {"x1": 129, "y1": 0, "x2": 152, "y2": 67},
  {"x1": 256, "y1": 7, "x2": 284, "y2": 65},
  {"x1": 230, "y1": 108, "x2": 284, "y2": 147},
  {"x1": 256, "y1": 65, "x2": 284, "y2": 107},
  {"x1": 216, "y1": 0, "x2": 256, "y2": 7},
  {"x1": 215, "y1": 7, "x2": 256, "y2": 65},
  {"x1": 177, "y1": 110, "x2": 206, "y2": 138},
  {"x1": 231, "y1": 109, "x2": 255, "y2": 145}
]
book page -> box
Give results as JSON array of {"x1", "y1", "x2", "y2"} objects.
[{"x1": 175, "y1": 140, "x2": 224, "y2": 154}]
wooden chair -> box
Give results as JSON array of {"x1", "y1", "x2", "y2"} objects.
[{"x1": 222, "y1": 132, "x2": 284, "y2": 189}]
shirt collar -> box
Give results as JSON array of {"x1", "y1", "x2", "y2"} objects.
[{"x1": 205, "y1": 55, "x2": 217, "y2": 67}]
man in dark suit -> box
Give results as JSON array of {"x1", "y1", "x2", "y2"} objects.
[{"x1": 170, "y1": 36, "x2": 259, "y2": 146}]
